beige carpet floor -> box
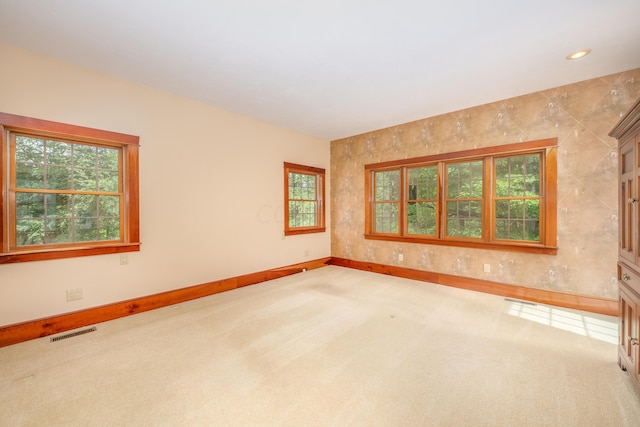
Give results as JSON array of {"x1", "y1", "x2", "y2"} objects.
[{"x1": 1, "y1": 266, "x2": 639, "y2": 426}]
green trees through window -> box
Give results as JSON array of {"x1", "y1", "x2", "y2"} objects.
[
  {"x1": 446, "y1": 160, "x2": 483, "y2": 238},
  {"x1": 284, "y1": 162, "x2": 326, "y2": 235},
  {"x1": 407, "y1": 166, "x2": 438, "y2": 236},
  {"x1": 14, "y1": 136, "x2": 122, "y2": 246},
  {"x1": 494, "y1": 154, "x2": 541, "y2": 241},
  {"x1": 364, "y1": 139, "x2": 557, "y2": 254},
  {"x1": 373, "y1": 170, "x2": 400, "y2": 233},
  {"x1": 0, "y1": 112, "x2": 140, "y2": 264},
  {"x1": 288, "y1": 172, "x2": 317, "y2": 228}
]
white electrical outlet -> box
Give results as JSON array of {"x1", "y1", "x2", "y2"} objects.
[
  {"x1": 120, "y1": 254, "x2": 129, "y2": 265},
  {"x1": 483, "y1": 263, "x2": 490, "y2": 273},
  {"x1": 398, "y1": 253, "x2": 404, "y2": 262},
  {"x1": 66, "y1": 288, "x2": 83, "y2": 302}
]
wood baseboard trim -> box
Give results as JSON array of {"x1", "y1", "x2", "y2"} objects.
[
  {"x1": 0, "y1": 257, "x2": 331, "y2": 348},
  {"x1": 1, "y1": 255, "x2": 617, "y2": 348},
  {"x1": 329, "y1": 257, "x2": 618, "y2": 316}
]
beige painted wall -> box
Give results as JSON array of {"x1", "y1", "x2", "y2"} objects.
[
  {"x1": 0, "y1": 44, "x2": 330, "y2": 326},
  {"x1": 331, "y1": 68, "x2": 640, "y2": 299}
]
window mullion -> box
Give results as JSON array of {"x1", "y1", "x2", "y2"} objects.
[
  {"x1": 484, "y1": 157, "x2": 492, "y2": 242},
  {"x1": 399, "y1": 167, "x2": 406, "y2": 236},
  {"x1": 440, "y1": 161, "x2": 447, "y2": 239},
  {"x1": 436, "y1": 162, "x2": 443, "y2": 239}
]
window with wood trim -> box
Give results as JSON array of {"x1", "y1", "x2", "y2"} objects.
[
  {"x1": 284, "y1": 162, "x2": 325, "y2": 235},
  {"x1": 365, "y1": 138, "x2": 557, "y2": 254},
  {"x1": 0, "y1": 112, "x2": 140, "y2": 263}
]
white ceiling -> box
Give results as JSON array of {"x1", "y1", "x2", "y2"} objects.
[{"x1": 1, "y1": 0, "x2": 639, "y2": 140}]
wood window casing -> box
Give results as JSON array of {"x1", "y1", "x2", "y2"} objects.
[
  {"x1": 0, "y1": 112, "x2": 140, "y2": 263},
  {"x1": 364, "y1": 138, "x2": 558, "y2": 255},
  {"x1": 284, "y1": 162, "x2": 326, "y2": 236}
]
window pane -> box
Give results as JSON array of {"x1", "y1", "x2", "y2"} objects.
[
  {"x1": 15, "y1": 136, "x2": 44, "y2": 164},
  {"x1": 508, "y1": 220, "x2": 525, "y2": 240},
  {"x1": 495, "y1": 199, "x2": 540, "y2": 241},
  {"x1": 45, "y1": 218, "x2": 71, "y2": 244},
  {"x1": 494, "y1": 154, "x2": 541, "y2": 242},
  {"x1": 288, "y1": 172, "x2": 316, "y2": 201},
  {"x1": 447, "y1": 160, "x2": 482, "y2": 198},
  {"x1": 375, "y1": 170, "x2": 400, "y2": 201},
  {"x1": 16, "y1": 193, "x2": 45, "y2": 219},
  {"x1": 74, "y1": 218, "x2": 98, "y2": 242},
  {"x1": 526, "y1": 199, "x2": 540, "y2": 220},
  {"x1": 75, "y1": 195, "x2": 98, "y2": 217},
  {"x1": 375, "y1": 202, "x2": 398, "y2": 233},
  {"x1": 74, "y1": 144, "x2": 97, "y2": 169},
  {"x1": 16, "y1": 163, "x2": 44, "y2": 189},
  {"x1": 73, "y1": 167, "x2": 97, "y2": 191},
  {"x1": 495, "y1": 200, "x2": 508, "y2": 221},
  {"x1": 525, "y1": 155, "x2": 541, "y2": 196},
  {"x1": 446, "y1": 200, "x2": 482, "y2": 238},
  {"x1": 408, "y1": 166, "x2": 437, "y2": 200},
  {"x1": 15, "y1": 193, "x2": 120, "y2": 245},
  {"x1": 46, "y1": 194, "x2": 72, "y2": 218},
  {"x1": 525, "y1": 219, "x2": 540, "y2": 241},
  {"x1": 495, "y1": 154, "x2": 540, "y2": 197},
  {"x1": 97, "y1": 147, "x2": 119, "y2": 170},
  {"x1": 289, "y1": 201, "x2": 317, "y2": 227},
  {"x1": 46, "y1": 166, "x2": 72, "y2": 190},
  {"x1": 99, "y1": 218, "x2": 121, "y2": 240},
  {"x1": 16, "y1": 219, "x2": 45, "y2": 245},
  {"x1": 407, "y1": 201, "x2": 436, "y2": 235},
  {"x1": 98, "y1": 196, "x2": 120, "y2": 218},
  {"x1": 98, "y1": 170, "x2": 119, "y2": 192},
  {"x1": 45, "y1": 140, "x2": 72, "y2": 166}
]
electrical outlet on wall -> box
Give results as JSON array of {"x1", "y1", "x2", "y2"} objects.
[{"x1": 66, "y1": 288, "x2": 83, "y2": 302}]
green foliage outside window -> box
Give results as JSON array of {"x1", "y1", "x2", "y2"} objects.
[
  {"x1": 494, "y1": 154, "x2": 541, "y2": 241},
  {"x1": 407, "y1": 166, "x2": 437, "y2": 236},
  {"x1": 288, "y1": 172, "x2": 317, "y2": 227},
  {"x1": 446, "y1": 160, "x2": 483, "y2": 238},
  {"x1": 365, "y1": 139, "x2": 556, "y2": 253},
  {"x1": 374, "y1": 170, "x2": 400, "y2": 233},
  {"x1": 14, "y1": 136, "x2": 121, "y2": 246}
]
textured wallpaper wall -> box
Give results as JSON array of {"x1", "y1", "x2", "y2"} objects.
[{"x1": 331, "y1": 68, "x2": 640, "y2": 299}]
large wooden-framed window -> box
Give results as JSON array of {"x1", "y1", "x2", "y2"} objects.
[
  {"x1": 284, "y1": 162, "x2": 325, "y2": 236},
  {"x1": 365, "y1": 138, "x2": 557, "y2": 254},
  {"x1": 0, "y1": 112, "x2": 140, "y2": 263}
]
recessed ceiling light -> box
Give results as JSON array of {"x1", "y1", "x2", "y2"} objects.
[{"x1": 566, "y1": 49, "x2": 592, "y2": 60}]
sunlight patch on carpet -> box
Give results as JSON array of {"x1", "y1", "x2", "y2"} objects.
[{"x1": 506, "y1": 301, "x2": 617, "y2": 344}]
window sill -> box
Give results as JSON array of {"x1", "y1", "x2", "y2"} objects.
[
  {"x1": 0, "y1": 243, "x2": 141, "y2": 264},
  {"x1": 364, "y1": 234, "x2": 557, "y2": 255},
  {"x1": 284, "y1": 227, "x2": 326, "y2": 236}
]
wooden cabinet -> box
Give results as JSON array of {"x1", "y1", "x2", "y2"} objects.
[
  {"x1": 611, "y1": 97, "x2": 640, "y2": 391},
  {"x1": 618, "y1": 264, "x2": 640, "y2": 387}
]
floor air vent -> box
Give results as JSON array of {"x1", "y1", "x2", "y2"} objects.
[
  {"x1": 50, "y1": 327, "x2": 97, "y2": 342},
  {"x1": 504, "y1": 298, "x2": 537, "y2": 306}
]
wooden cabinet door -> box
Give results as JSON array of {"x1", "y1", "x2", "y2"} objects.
[
  {"x1": 619, "y1": 279, "x2": 640, "y2": 388},
  {"x1": 635, "y1": 136, "x2": 640, "y2": 267},
  {"x1": 634, "y1": 301, "x2": 640, "y2": 387},
  {"x1": 620, "y1": 140, "x2": 636, "y2": 265},
  {"x1": 619, "y1": 285, "x2": 637, "y2": 370}
]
